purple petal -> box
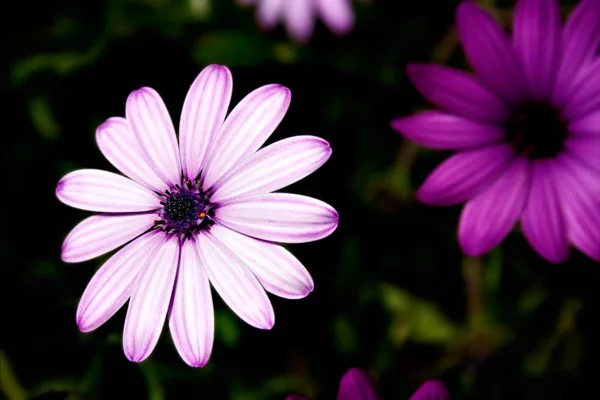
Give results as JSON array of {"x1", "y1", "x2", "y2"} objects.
[
  {"x1": 391, "y1": 111, "x2": 505, "y2": 150},
  {"x1": 406, "y1": 63, "x2": 509, "y2": 123},
  {"x1": 512, "y1": 0, "x2": 561, "y2": 100},
  {"x1": 337, "y1": 368, "x2": 379, "y2": 400},
  {"x1": 556, "y1": 155, "x2": 600, "y2": 261},
  {"x1": 215, "y1": 193, "x2": 339, "y2": 243},
  {"x1": 76, "y1": 231, "x2": 163, "y2": 332},
  {"x1": 56, "y1": 169, "x2": 161, "y2": 212},
  {"x1": 409, "y1": 380, "x2": 449, "y2": 400},
  {"x1": 256, "y1": 0, "x2": 284, "y2": 29},
  {"x1": 416, "y1": 143, "x2": 514, "y2": 206},
  {"x1": 96, "y1": 117, "x2": 165, "y2": 193},
  {"x1": 459, "y1": 157, "x2": 531, "y2": 256},
  {"x1": 282, "y1": 0, "x2": 316, "y2": 42},
  {"x1": 168, "y1": 238, "x2": 214, "y2": 368},
  {"x1": 62, "y1": 213, "x2": 155, "y2": 263},
  {"x1": 123, "y1": 236, "x2": 180, "y2": 363},
  {"x1": 569, "y1": 111, "x2": 600, "y2": 137},
  {"x1": 126, "y1": 87, "x2": 182, "y2": 187},
  {"x1": 552, "y1": 0, "x2": 600, "y2": 104},
  {"x1": 520, "y1": 160, "x2": 570, "y2": 263},
  {"x1": 455, "y1": 2, "x2": 527, "y2": 104},
  {"x1": 563, "y1": 136, "x2": 600, "y2": 172},
  {"x1": 202, "y1": 85, "x2": 291, "y2": 189},
  {"x1": 560, "y1": 58, "x2": 600, "y2": 121},
  {"x1": 210, "y1": 135, "x2": 332, "y2": 203},
  {"x1": 196, "y1": 231, "x2": 275, "y2": 329},
  {"x1": 210, "y1": 225, "x2": 313, "y2": 299},
  {"x1": 179, "y1": 65, "x2": 232, "y2": 182},
  {"x1": 316, "y1": 0, "x2": 354, "y2": 36}
]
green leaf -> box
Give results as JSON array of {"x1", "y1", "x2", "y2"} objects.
[
  {"x1": 29, "y1": 96, "x2": 60, "y2": 140},
  {"x1": 191, "y1": 31, "x2": 273, "y2": 67},
  {"x1": 215, "y1": 310, "x2": 240, "y2": 347},
  {"x1": 0, "y1": 350, "x2": 27, "y2": 400}
]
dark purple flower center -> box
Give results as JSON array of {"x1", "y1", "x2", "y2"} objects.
[
  {"x1": 155, "y1": 180, "x2": 214, "y2": 238},
  {"x1": 505, "y1": 102, "x2": 568, "y2": 158}
]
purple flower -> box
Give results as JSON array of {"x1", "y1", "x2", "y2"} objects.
[
  {"x1": 287, "y1": 368, "x2": 448, "y2": 400},
  {"x1": 56, "y1": 64, "x2": 338, "y2": 366},
  {"x1": 238, "y1": 0, "x2": 355, "y2": 43},
  {"x1": 392, "y1": 0, "x2": 600, "y2": 263}
]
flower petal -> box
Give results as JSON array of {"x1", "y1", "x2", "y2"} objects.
[
  {"x1": 455, "y1": 2, "x2": 527, "y2": 104},
  {"x1": 202, "y1": 84, "x2": 291, "y2": 189},
  {"x1": 96, "y1": 117, "x2": 165, "y2": 193},
  {"x1": 215, "y1": 193, "x2": 339, "y2": 243},
  {"x1": 169, "y1": 238, "x2": 214, "y2": 368},
  {"x1": 76, "y1": 231, "x2": 163, "y2": 332},
  {"x1": 256, "y1": 0, "x2": 284, "y2": 29},
  {"x1": 56, "y1": 169, "x2": 161, "y2": 212},
  {"x1": 520, "y1": 160, "x2": 570, "y2": 263},
  {"x1": 563, "y1": 136, "x2": 600, "y2": 172},
  {"x1": 179, "y1": 65, "x2": 233, "y2": 182},
  {"x1": 459, "y1": 157, "x2": 531, "y2": 256},
  {"x1": 62, "y1": 213, "x2": 156, "y2": 263},
  {"x1": 512, "y1": 0, "x2": 561, "y2": 100},
  {"x1": 416, "y1": 143, "x2": 514, "y2": 206},
  {"x1": 123, "y1": 236, "x2": 180, "y2": 363},
  {"x1": 210, "y1": 224, "x2": 313, "y2": 299},
  {"x1": 406, "y1": 63, "x2": 509, "y2": 123},
  {"x1": 553, "y1": 0, "x2": 600, "y2": 103},
  {"x1": 197, "y1": 231, "x2": 275, "y2": 329},
  {"x1": 283, "y1": 0, "x2": 316, "y2": 42},
  {"x1": 210, "y1": 135, "x2": 332, "y2": 203},
  {"x1": 337, "y1": 368, "x2": 379, "y2": 400},
  {"x1": 391, "y1": 111, "x2": 505, "y2": 150},
  {"x1": 561, "y1": 58, "x2": 600, "y2": 121},
  {"x1": 556, "y1": 155, "x2": 600, "y2": 261},
  {"x1": 316, "y1": 0, "x2": 354, "y2": 36},
  {"x1": 126, "y1": 87, "x2": 182, "y2": 186},
  {"x1": 409, "y1": 380, "x2": 449, "y2": 400},
  {"x1": 569, "y1": 111, "x2": 600, "y2": 137}
]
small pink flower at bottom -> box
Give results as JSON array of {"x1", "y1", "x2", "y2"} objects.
[
  {"x1": 56, "y1": 64, "x2": 338, "y2": 367},
  {"x1": 287, "y1": 368, "x2": 448, "y2": 400},
  {"x1": 238, "y1": 0, "x2": 355, "y2": 42},
  {"x1": 392, "y1": 0, "x2": 600, "y2": 264}
]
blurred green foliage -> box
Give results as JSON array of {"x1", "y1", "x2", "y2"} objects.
[{"x1": 4, "y1": 0, "x2": 599, "y2": 399}]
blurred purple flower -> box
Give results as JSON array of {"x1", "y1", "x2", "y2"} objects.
[
  {"x1": 238, "y1": 0, "x2": 355, "y2": 42},
  {"x1": 287, "y1": 368, "x2": 448, "y2": 400},
  {"x1": 392, "y1": 0, "x2": 600, "y2": 263},
  {"x1": 56, "y1": 64, "x2": 338, "y2": 366}
]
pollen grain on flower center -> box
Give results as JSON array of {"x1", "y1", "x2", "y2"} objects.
[
  {"x1": 505, "y1": 102, "x2": 568, "y2": 159},
  {"x1": 155, "y1": 182, "x2": 214, "y2": 237}
]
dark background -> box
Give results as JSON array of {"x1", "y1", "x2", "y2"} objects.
[{"x1": 3, "y1": 0, "x2": 599, "y2": 399}]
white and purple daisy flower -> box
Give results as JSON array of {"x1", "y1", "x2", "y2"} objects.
[
  {"x1": 287, "y1": 368, "x2": 448, "y2": 400},
  {"x1": 392, "y1": 0, "x2": 600, "y2": 263},
  {"x1": 56, "y1": 64, "x2": 338, "y2": 366},
  {"x1": 237, "y1": 0, "x2": 355, "y2": 43}
]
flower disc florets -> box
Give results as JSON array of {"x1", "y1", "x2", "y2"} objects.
[{"x1": 156, "y1": 180, "x2": 214, "y2": 237}]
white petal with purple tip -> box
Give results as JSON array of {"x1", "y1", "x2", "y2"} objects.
[
  {"x1": 179, "y1": 65, "x2": 232, "y2": 181},
  {"x1": 126, "y1": 87, "x2": 182, "y2": 186},
  {"x1": 210, "y1": 225, "x2": 314, "y2": 299},
  {"x1": 123, "y1": 236, "x2": 180, "y2": 363},
  {"x1": 215, "y1": 193, "x2": 338, "y2": 243},
  {"x1": 96, "y1": 117, "x2": 165, "y2": 193},
  {"x1": 210, "y1": 135, "x2": 332, "y2": 203},
  {"x1": 76, "y1": 231, "x2": 164, "y2": 333},
  {"x1": 316, "y1": 0, "x2": 354, "y2": 36},
  {"x1": 169, "y1": 238, "x2": 214, "y2": 368},
  {"x1": 62, "y1": 213, "x2": 156, "y2": 263},
  {"x1": 56, "y1": 169, "x2": 161, "y2": 213},
  {"x1": 283, "y1": 0, "x2": 316, "y2": 42},
  {"x1": 197, "y1": 231, "x2": 275, "y2": 329},
  {"x1": 256, "y1": 0, "x2": 284, "y2": 29},
  {"x1": 202, "y1": 84, "x2": 291, "y2": 189}
]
